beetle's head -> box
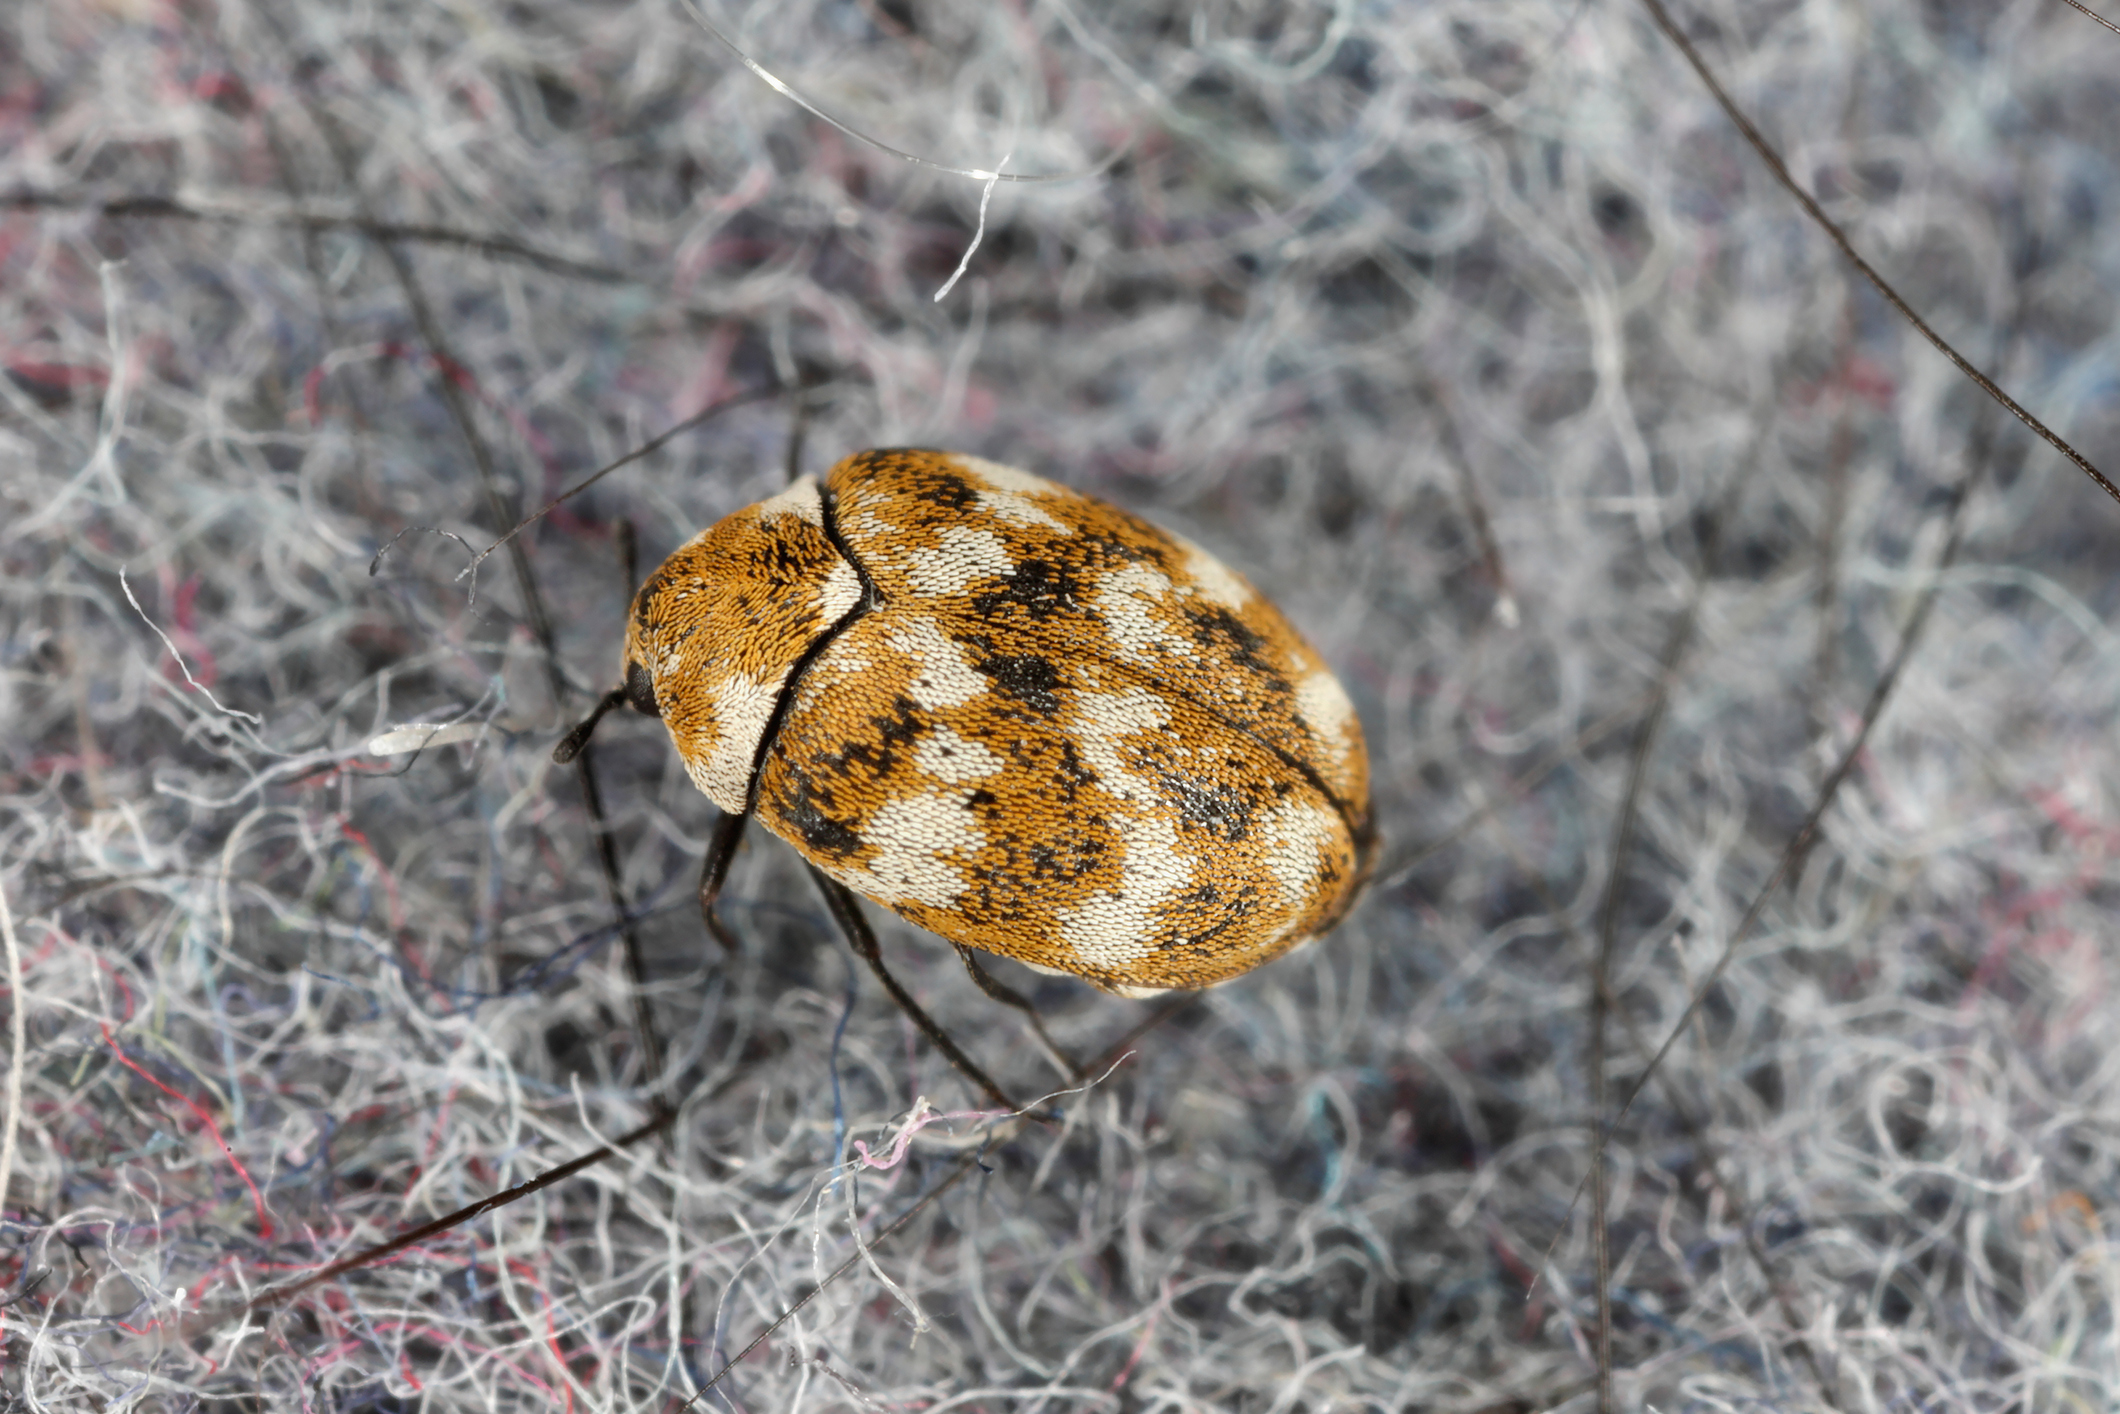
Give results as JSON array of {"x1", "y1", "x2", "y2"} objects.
[
  {"x1": 554, "y1": 477, "x2": 861, "y2": 809},
  {"x1": 550, "y1": 623, "x2": 661, "y2": 767}
]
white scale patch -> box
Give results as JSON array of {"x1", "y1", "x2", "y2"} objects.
[
  {"x1": 915, "y1": 726, "x2": 1003, "y2": 783},
  {"x1": 1262, "y1": 798, "x2": 1341, "y2": 905},
  {"x1": 816, "y1": 559, "x2": 862, "y2": 622},
  {"x1": 754, "y1": 476, "x2": 823, "y2": 526},
  {"x1": 1054, "y1": 689, "x2": 1195, "y2": 970},
  {"x1": 1294, "y1": 667, "x2": 1356, "y2": 758},
  {"x1": 847, "y1": 509, "x2": 900, "y2": 539},
  {"x1": 1096, "y1": 564, "x2": 1198, "y2": 665},
  {"x1": 954, "y1": 458, "x2": 1080, "y2": 536},
  {"x1": 904, "y1": 525, "x2": 1014, "y2": 596},
  {"x1": 1177, "y1": 536, "x2": 1252, "y2": 611},
  {"x1": 957, "y1": 455, "x2": 1072, "y2": 499},
  {"x1": 885, "y1": 618, "x2": 986, "y2": 709},
  {"x1": 979, "y1": 490, "x2": 1071, "y2": 536},
  {"x1": 696, "y1": 668, "x2": 781, "y2": 812},
  {"x1": 829, "y1": 791, "x2": 984, "y2": 909}
]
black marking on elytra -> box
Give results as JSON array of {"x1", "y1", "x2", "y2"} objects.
[
  {"x1": 877, "y1": 695, "x2": 921, "y2": 746},
  {"x1": 974, "y1": 653, "x2": 1064, "y2": 716},
  {"x1": 822, "y1": 695, "x2": 923, "y2": 780},
  {"x1": 1052, "y1": 740, "x2": 1098, "y2": 797},
  {"x1": 1096, "y1": 646, "x2": 1370, "y2": 876},
  {"x1": 823, "y1": 739, "x2": 881, "y2": 777},
  {"x1": 972, "y1": 586, "x2": 1368, "y2": 872},
  {"x1": 910, "y1": 470, "x2": 980, "y2": 514},
  {"x1": 971, "y1": 559, "x2": 1088, "y2": 622},
  {"x1": 1155, "y1": 883, "x2": 1268, "y2": 954},
  {"x1": 994, "y1": 734, "x2": 1097, "y2": 801},
  {"x1": 850, "y1": 448, "x2": 929, "y2": 476},
  {"x1": 1160, "y1": 773, "x2": 1257, "y2": 843},
  {"x1": 963, "y1": 831, "x2": 1111, "y2": 921},
  {"x1": 1184, "y1": 603, "x2": 1280, "y2": 682},
  {"x1": 1026, "y1": 832, "x2": 1107, "y2": 881},
  {"x1": 755, "y1": 528, "x2": 828, "y2": 582},
  {"x1": 773, "y1": 767, "x2": 864, "y2": 859},
  {"x1": 860, "y1": 454, "x2": 1376, "y2": 883},
  {"x1": 1083, "y1": 529, "x2": 1164, "y2": 567}
]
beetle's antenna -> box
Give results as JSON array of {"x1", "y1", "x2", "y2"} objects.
[
  {"x1": 455, "y1": 384, "x2": 778, "y2": 584},
  {"x1": 552, "y1": 685, "x2": 629, "y2": 765},
  {"x1": 261, "y1": 63, "x2": 676, "y2": 1105}
]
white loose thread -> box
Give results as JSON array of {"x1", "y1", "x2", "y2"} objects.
[
  {"x1": 119, "y1": 567, "x2": 263, "y2": 726},
  {"x1": 934, "y1": 155, "x2": 1010, "y2": 303},
  {"x1": 0, "y1": 880, "x2": 24, "y2": 1222}
]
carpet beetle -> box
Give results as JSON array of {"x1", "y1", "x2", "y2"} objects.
[{"x1": 565, "y1": 448, "x2": 1375, "y2": 997}]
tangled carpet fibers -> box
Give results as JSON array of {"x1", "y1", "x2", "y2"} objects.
[{"x1": 2, "y1": 1, "x2": 2118, "y2": 1408}]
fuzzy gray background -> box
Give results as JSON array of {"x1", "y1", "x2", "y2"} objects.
[{"x1": 3, "y1": 0, "x2": 2118, "y2": 1409}]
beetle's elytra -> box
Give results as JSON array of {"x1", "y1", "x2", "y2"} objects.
[{"x1": 610, "y1": 449, "x2": 1374, "y2": 995}]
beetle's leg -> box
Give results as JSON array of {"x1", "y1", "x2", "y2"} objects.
[
  {"x1": 806, "y1": 865, "x2": 1033, "y2": 1117},
  {"x1": 552, "y1": 685, "x2": 628, "y2": 765},
  {"x1": 952, "y1": 945, "x2": 1082, "y2": 1081},
  {"x1": 697, "y1": 809, "x2": 748, "y2": 954}
]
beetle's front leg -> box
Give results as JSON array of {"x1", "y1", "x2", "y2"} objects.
[{"x1": 697, "y1": 809, "x2": 748, "y2": 954}]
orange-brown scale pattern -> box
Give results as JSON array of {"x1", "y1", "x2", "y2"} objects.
[
  {"x1": 623, "y1": 478, "x2": 862, "y2": 812},
  {"x1": 628, "y1": 450, "x2": 1373, "y2": 994},
  {"x1": 830, "y1": 451, "x2": 1369, "y2": 810}
]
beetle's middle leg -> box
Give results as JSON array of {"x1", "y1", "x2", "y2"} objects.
[
  {"x1": 805, "y1": 865, "x2": 1034, "y2": 1117},
  {"x1": 952, "y1": 945, "x2": 1082, "y2": 1082}
]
